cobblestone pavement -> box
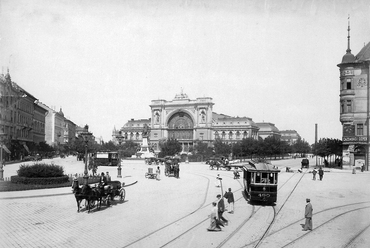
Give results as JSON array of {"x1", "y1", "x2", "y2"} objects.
[
  {"x1": 0, "y1": 158, "x2": 240, "y2": 248},
  {"x1": 1, "y1": 157, "x2": 369, "y2": 248}
]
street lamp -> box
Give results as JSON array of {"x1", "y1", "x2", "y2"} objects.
[
  {"x1": 81, "y1": 125, "x2": 92, "y2": 185},
  {"x1": 116, "y1": 131, "x2": 125, "y2": 178},
  {"x1": 0, "y1": 133, "x2": 7, "y2": 181}
]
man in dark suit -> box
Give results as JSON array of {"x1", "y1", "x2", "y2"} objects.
[
  {"x1": 303, "y1": 198, "x2": 313, "y2": 231},
  {"x1": 217, "y1": 194, "x2": 228, "y2": 226}
]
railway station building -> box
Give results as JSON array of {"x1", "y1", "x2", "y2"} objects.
[{"x1": 113, "y1": 91, "x2": 296, "y2": 155}]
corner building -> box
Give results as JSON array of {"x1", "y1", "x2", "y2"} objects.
[{"x1": 337, "y1": 23, "x2": 370, "y2": 170}]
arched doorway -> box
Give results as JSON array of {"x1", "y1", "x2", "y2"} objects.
[
  {"x1": 354, "y1": 145, "x2": 366, "y2": 170},
  {"x1": 167, "y1": 112, "x2": 194, "y2": 153}
]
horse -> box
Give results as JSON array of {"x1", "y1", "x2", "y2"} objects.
[
  {"x1": 94, "y1": 183, "x2": 112, "y2": 209},
  {"x1": 72, "y1": 181, "x2": 98, "y2": 213}
]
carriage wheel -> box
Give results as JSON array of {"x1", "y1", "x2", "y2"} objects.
[
  {"x1": 120, "y1": 188, "x2": 126, "y2": 201},
  {"x1": 209, "y1": 165, "x2": 214, "y2": 170},
  {"x1": 89, "y1": 199, "x2": 96, "y2": 209}
]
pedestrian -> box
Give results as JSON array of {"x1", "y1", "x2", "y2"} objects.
[
  {"x1": 207, "y1": 202, "x2": 222, "y2": 231},
  {"x1": 71, "y1": 173, "x2": 78, "y2": 192},
  {"x1": 361, "y1": 162, "x2": 365, "y2": 172},
  {"x1": 217, "y1": 194, "x2": 228, "y2": 226},
  {"x1": 233, "y1": 169, "x2": 240, "y2": 179},
  {"x1": 106, "y1": 171, "x2": 111, "y2": 182},
  {"x1": 312, "y1": 168, "x2": 317, "y2": 180},
  {"x1": 215, "y1": 174, "x2": 221, "y2": 187},
  {"x1": 100, "y1": 172, "x2": 107, "y2": 186},
  {"x1": 176, "y1": 163, "x2": 180, "y2": 178},
  {"x1": 216, "y1": 160, "x2": 220, "y2": 170},
  {"x1": 352, "y1": 164, "x2": 357, "y2": 174},
  {"x1": 156, "y1": 166, "x2": 161, "y2": 180},
  {"x1": 224, "y1": 188, "x2": 235, "y2": 213},
  {"x1": 302, "y1": 198, "x2": 313, "y2": 231},
  {"x1": 318, "y1": 166, "x2": 324, "y2": 180}
]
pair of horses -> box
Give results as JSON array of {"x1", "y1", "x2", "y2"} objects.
[{"x1": 72, "y1": 181, "x2": 112, "y2": 213}]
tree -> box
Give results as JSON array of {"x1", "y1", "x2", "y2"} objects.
[
  {"x1": 291, "y1": 137, "x2": 311, "y2": 157},
  {"x1": 213, "y1": 138, "x2": 231, "y2": 157},
  {"x1": 100, "y1": 140, "x2": 117, "y2": 151},
  {"x1": 193, "y1": 140, "x2": 213, "y2": 159},
  {"x1": 121, "y1": 140, "x2": 139, "y2": 157},
  {"x1": 158, "y1": 138, "x2": 182, "y2": 157}
]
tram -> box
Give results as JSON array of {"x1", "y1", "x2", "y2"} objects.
[
  {"x1": 94, "y1": 151, "x2": 119, "y2": 166},
  {"x1": 243, "y1": 160, "x2": 280, "y2": 204}
]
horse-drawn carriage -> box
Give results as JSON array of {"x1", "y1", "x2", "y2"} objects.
[
  {"x1": 208, "y1": 157, "x2": 232, "y2": 171},
  {"x1": 164, "y1": 156, "x2": 180, "y2": 178},
  {"x1": 72, "y1": 180, "x2": 126, "y2": 213}
]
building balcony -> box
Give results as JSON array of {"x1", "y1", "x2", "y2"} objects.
[
  {"x1": 340, "y1": 90, "x2": 355, "y2": 97},
  {"x1": 340, "y1": 113, "x2": 354, "y2": 123}
]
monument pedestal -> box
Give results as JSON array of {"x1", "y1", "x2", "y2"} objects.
[{"x1": 138, "y1": 137, "x2": 155, "y2": 158}]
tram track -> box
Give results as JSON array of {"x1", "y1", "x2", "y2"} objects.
[
  {"x1": 282, "y1": 205, "x2": 370, "y2": 247},
  {"x1": 243, "y1": 201, "x2": 370, "y2": 247},
  {"x1": 158, "y1": 171, "x2": 244, "y2": 248},
  {"x1": 121, "y1": 172, "x2": 211, "y2": 248},
  {"x1": 211, "y1": 168, "x2": 307, "y2": 248},
  {"x1": 126, "y1": 165, "x2": 312, "y2": 248},
  {"x1": 122, "y1": 169, "x2": 244, "y2": 248}
]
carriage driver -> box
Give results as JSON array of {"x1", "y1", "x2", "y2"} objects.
[{"x1": 99, "y1": 172, "x2": 111, "y2": 191}]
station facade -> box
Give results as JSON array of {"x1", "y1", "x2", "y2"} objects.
[{"x1": 115, "y1": 92, "x2": 287, "y2": 154}]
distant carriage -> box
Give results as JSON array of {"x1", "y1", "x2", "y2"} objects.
[
  {"x1": 242, "y1": 161, "x2": 280, "y2": 204},
  {"x1": 164, "y1": 157, "x2": 180, "y2": 177}
]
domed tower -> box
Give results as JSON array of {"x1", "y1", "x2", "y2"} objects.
[{"x1": 338, "y1": 17, "x2": 356, "y2": 126}]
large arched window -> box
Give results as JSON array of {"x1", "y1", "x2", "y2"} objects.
[
  {"x1": 168, "y1": 112, "x2": 194, "y2": 129},
  {"x1": 167, "y1": 112, "x2": 194, "y2": 140}
]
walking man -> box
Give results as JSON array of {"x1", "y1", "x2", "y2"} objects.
[
  {"x1": 303, "y1": 198, "x2": 313, "y2": 231},
  {"x1": 318, "y1": 167, "x2": 324, "y2": 181},
  {"x1": 217, "y1": 194, "x2": 228, "y2": 226},
  {"x1": 312, "y1": 168, "x2": 317, "y2": 180},
  {"x1": 224, "y1": 188, "x2": 235, "y2": 214}
]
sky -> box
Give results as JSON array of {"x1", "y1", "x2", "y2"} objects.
[{"x1": 1, "y1": 0, "x2": 370, "y2": 145}]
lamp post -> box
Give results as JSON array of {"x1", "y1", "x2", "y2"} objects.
[
  {"x1": 0, "y1": 133, "x2": 7, "y2": 181},
  {"x1": 116, "y1": 131, "x2": 125, "y2": 178},
  {"x1": 81, "y1": 125, "x2": 92, "y2": 185}
]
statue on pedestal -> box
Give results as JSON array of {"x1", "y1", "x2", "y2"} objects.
[{"x1": 142, "y1": 124, "x2": 150, "y2": 139}]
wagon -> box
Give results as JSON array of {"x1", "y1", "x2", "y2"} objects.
[
  {"x1": 108, "y1": 181, "x2": 126, "y2": 201},
  {"x1": 145, "y1": 167, "x2": 157, "y2": 179}
]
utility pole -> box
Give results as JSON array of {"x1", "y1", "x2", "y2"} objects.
[{"x1": 315, "y1": 124, "x2": 318, "y2": 166}]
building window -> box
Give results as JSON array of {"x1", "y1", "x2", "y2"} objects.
[
  {"x1": 221, "y1": 131, "x2": 226, "y2": 139},
  {"x1": 346, "y1": 79, "x2": 352, "y2": 90},
  {"x1": 229, "y1": 131, "x2": 233, "y2": 139},
  {"x1": 357, "y1": 124, "x2": 364, "y2": 136},
  {"x1": 215, "y1": 132, "x2": 219, "y2": 138},
  {"x1": 236, "y1": 131, "x2": 240, "y2": 139},
  {"x1": 243, "y1": 131, "x2": 248, "y2": 138},
  {"x1": 347, "y1": 100, "x2": 352, "y2": 112}
]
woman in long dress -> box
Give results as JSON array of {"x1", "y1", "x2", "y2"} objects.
[
  {"x1": 156, "y1": 166, "x2": 161, "y2": 180},
  {"x1": 215, "y1": 174, "x2": 221, "y2": 187},
  {"x1": 207, "y1": 202, "x2": 221, "y2": 231}
]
